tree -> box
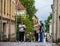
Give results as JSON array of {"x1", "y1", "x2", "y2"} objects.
[
  {"x1": 16, "y1": 14, "x2": 34, "y2": 41},
  {"x1": 45, "y1": 13, "x2": 52, "y2": 32},
  {"x1": 17, "y1": 14, "x2": 34, "y2": 34},
  {"x1": 19, "y1": 0, "x2": 37, "y2": 20},
  {"x1": 22, "y1": 14, "x2": 34, "y2": 34}
]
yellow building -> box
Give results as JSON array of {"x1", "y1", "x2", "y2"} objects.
[
  {"x1": 52, "y1": 0, "x2": 60, "y2": 42},
  {"x1": 0, "y1": 0, "x2": 16, "y2": 41}
]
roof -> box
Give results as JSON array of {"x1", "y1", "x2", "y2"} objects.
[{"x1": 16, "y1": 0, "x2": 25, "y2": 10}]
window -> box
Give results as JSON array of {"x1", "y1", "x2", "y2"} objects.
[
  {"x1": 4, "y1": 0, "x2": 6, "y2": 14},
  {"x1": 1, "y1": 0, "x2": 2, "y2": 12},
  {"x1": 0, "y1": 0, "x2": 1, "y2": 14}
]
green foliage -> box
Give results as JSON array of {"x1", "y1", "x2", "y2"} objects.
[
  {"x1": 45, "y1": 13, "x2": 52, "y2": 33},
  {"x1": 22, "y1": 14, "x2": 34, "y2": 34},
  {"x1": 17, "y1": 0, "x2": 37, "y2": 40},
  {"x1": 17, "y1": 14, "x2": 34, "y2": 34},
  {"x1": 19, "y1": 0, "x2": 37, "y2": 20}
]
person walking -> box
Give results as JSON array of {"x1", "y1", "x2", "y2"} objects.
[
  {"x1": 39, "y1": 20, "x2": 44, "y2": 42},
  {"x1": 19, "y1": 22, "x2": 26, "y2": 42},
  {"x1": 34, "y1": 24, "x2": 39, "y2": 42}
]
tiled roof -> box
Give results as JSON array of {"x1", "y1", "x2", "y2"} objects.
[{"x1": 16, "y1": 0, "x2": 25, "y2": 10}]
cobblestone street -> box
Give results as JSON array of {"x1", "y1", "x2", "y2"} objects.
[
  {"x1": 0, "y1": 0, "x2": 60, "y2": 46},
  {"x1": 0, "y1": 42, "x2": 59, "y2": 46}
]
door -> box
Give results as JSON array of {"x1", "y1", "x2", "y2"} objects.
[{"x1": 3, "y1": 23, "x2": 6, "y2": 40}]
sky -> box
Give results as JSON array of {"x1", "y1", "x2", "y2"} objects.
[{"x1": 35, "y1": 0, "x2": 53, "y2": 22}]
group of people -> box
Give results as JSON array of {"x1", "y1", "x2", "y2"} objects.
[
  {"x1": 34, "y1": 20, "x2": 44, "y2": 42},
  {"x1": 18, "y1": 20, "x2": 44, "y2": 42}
]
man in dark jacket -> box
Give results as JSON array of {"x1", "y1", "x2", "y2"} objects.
[{"x1": 39, "y1": 20, "x2": 44, "y2": 42}]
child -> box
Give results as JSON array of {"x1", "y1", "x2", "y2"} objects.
[{"x1": 25, "y1": 34, "x2": 30, "y2": 42}]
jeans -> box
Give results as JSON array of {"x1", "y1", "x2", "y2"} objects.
[{"x1": 40, "y1": 33, "x2": 43, "y2": 42}]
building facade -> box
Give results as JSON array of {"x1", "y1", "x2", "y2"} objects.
[
  {"x1": 17, "y1": 0, "x2": 26, "y2": 15},
  {"x1": 49, "y1": 20, "x2": 52, "y2": 35},
  {"x1": 16, "y1": 0, "x2": 26, "y2": 25},
  {"x1": 0, "y1": 0, "x2": 16, "y2": 41},
  {"x1": 52, "y1": 0, "x2": 60, "y2": 42}
]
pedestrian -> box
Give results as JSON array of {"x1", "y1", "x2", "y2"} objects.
[
  {"x1": 39, "y1": 19, "x2": 44, "y2": 42},
  {"x1": 34, "y1": 24, "x2": 39, "y2": 42},
  {"x1": 19, "y1": 22, "x2": 26, "y2": 42},
  {"x1": 25, "y1": 34, "x2": 30, "y2": 42}
]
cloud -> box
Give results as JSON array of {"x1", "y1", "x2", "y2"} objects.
[{"x1": 35, "y1": 0, "x2": 53, "y2": 21}]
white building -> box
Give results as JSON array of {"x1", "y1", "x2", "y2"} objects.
[
  {"x1": 49, "y1": 20, "x2": 52, "y2": 35},
  {"x1": 16, "y1": 0, "x2": 26, "y2": 15}
]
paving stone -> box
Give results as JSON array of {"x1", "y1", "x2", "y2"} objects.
[{"x1": 0, "y1": 42, "x2": 58, "y2": 46}]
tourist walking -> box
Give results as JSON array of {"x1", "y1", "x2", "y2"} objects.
[
  {"x1": 34, "y1": 24, "x2": 39, "y2": 42},
  {"x1": 39, "y1": 20, "x2": 44, "y2": 42},
  {"x1": 19, "y1": 22, "x2": 26, "y2": 42}
]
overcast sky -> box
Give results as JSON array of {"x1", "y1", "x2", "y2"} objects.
[{"x1": 35, "y1": 0, "x2": 53, "y2": 21}]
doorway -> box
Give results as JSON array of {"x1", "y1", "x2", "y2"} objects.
[{"x1": 3, "y1": 23, "x2": 6, "y2": 40}]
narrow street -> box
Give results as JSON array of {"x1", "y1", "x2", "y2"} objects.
[
  {"x1": 0, "y1": 0, "x2": 60, "y2": 46},
  {"x1": 0, "y1": 42, "x2": 58, "y2": 46}
]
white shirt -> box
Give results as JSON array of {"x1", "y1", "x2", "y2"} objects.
[{"x1": 19, "y1": 24, "x2": 26, "y2": 32}]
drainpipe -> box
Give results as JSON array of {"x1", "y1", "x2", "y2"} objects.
[
  {"x1": 0, "y1": 0, "x2": 4, "y2": 41},
  {"x1": 8, "y1": 0, "x2": 12, "y2": 41},
  {"x1": 51, "y1": 4, "x2": 54, "y2": 42},
  {"x1": 0, "y1": 0, "x2": 3, "y2": 41},
  {"x1": 2, "y1": 0, "x2": 4, "y2": 41},
  {"x1": 56, "y1": 0, "x2": 58, "y2": 43},
  {"x1": 16, "y1": 0, "x2": 19, "y2": 40}
]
